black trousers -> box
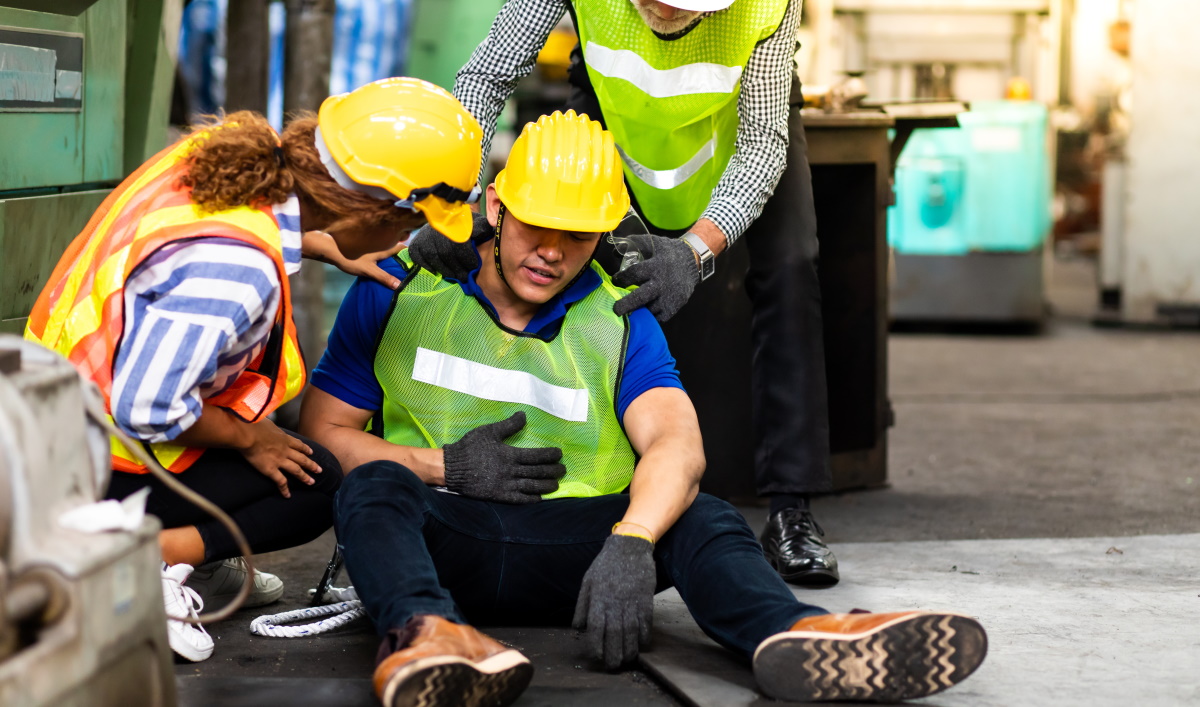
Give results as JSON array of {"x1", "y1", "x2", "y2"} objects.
[
  {"x1": 105, "y1": 431, "x2": 343, "y2": 564},
  {"x1": 566, "y1": 62, "x2": 831, "y2": 496},
  {"x1": 336, "y1": 461, "x2": 825, "y2": 658}
]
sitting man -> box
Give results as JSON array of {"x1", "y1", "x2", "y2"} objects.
[{"x1": 299, "y1": 111, "x2": 987, "y2": 707}]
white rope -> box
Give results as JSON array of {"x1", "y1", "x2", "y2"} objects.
[{"x1": 250, "y1": 599, "x2": 366, "y2": 638}]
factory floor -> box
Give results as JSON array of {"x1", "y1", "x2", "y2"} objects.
[{"x1": 175, "y1": 254, "x2": 1200, "y2": 706}]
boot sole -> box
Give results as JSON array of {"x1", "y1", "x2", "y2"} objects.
[
  {"x1": 381, "y1": 650, "x2": 533, "y2": 707},
  {"x1": 753, "y1": 612, "x2": 987, "y2": 702}
]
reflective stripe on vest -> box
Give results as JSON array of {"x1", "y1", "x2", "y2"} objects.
[
  {"x1": 574, "y1": 0, "x2": 789, "y2": 230},
  {"x1": 26, "y1": 134, "x2": 307, "y2": 474},
  {"x1": 412, "y1": 348, "x2": 591, "y2": 423},
  {"x1": 374, "y1": 252, "x2": 637, "y2": 499},
  {"x1": 617, "y1": 140, "x2": 716, "y2": 191},
  {"x1": 584, "y1": 41, "x2": 744, "y2": 98}
]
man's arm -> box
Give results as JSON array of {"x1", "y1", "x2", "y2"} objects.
[
  {"x1": 616, "y1": 387, "x2": 706, "y2": 541},
  {"x1": 454, "y1": 0, "x2": 567, "y2": 183},
  {"x1": 697, "y1": 0, "x2": 802, "y2": 250},
  {"x1": 298, "y1": 386, "x2": 445, "y2": 481},
  {"x1": 570, "y1": 385, "x2": 703, "y2": 668}
]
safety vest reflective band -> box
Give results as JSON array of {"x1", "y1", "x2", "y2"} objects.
[
  {"x1": 25, "y1": 135, "x2": 307, "y2": 474},
  {"x1": 374, "y1": 252, "x2": 637, "y2": 499},
  {"x1": 574, "y1": 0, "x2": 789, "y2": 230}
]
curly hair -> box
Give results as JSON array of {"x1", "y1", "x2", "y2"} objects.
[{"x1": 178, "y1": 110, "x2": 412, "y2": 235}]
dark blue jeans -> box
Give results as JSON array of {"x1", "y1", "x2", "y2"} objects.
[{"x1": 334, "y1": 461, "x2": 827, "y2": 658}]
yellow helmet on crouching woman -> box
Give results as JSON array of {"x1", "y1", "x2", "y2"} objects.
[
  {"x1": 317, "y1": 77, "x2": 483, "y2": 242},
  {"x1": 494, "y1": 110, "x2": 630, "y2": 233}
]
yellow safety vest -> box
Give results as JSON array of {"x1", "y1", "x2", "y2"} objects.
[
  {"x1": 574, "y1": 0, "x2": 789, "y2": 230},
  {"x1": 373, "y1": 252, "x2": 638, "y2": 498}
]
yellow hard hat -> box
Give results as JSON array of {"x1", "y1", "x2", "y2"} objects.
[
  {"x1": 494, "y1": 110, "x2": 630, "y2": 233},
  {"x1": 318, "y1": 77, "x2": 483, "y2": 242}
]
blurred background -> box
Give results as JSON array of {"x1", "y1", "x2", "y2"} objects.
[
  {"x1": 3, "y1": 2, "x2": 1199, "y2": 705},
  {"x1": 160, "y1": 0, "x2": 1179, "y2": 352}
]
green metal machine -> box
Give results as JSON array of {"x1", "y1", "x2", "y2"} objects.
[
  {"x1": 406, "y1": 0, "x2": 504, "y2": 91},
  {"x1": 0, "y1": 0, "x2": 180, "y2": 334}
]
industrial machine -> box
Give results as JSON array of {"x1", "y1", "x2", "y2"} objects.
[
  {"x1": 806, "y1": 0, "x2": 1060, "y2": 323},
  {"x1": 0, "y1": 0, "x2": 180, "y2": 335},
  {"x1": 0, "y1": 3, "x2": 183, "y2": 703},
  {"x1": 0, "y1": 336, "x2": 176, "y2": 706},
  {"x1": 1098, "y1": 0, "x2": 1200, "y2": 326},
  {"x1": 889, "y1": 100, "x2": 1051, "y2": 323}
]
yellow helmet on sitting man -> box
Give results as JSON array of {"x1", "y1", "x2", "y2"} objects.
[
  {"x1": 317, "y1": 77, "x2": 483, "y2": 243},
  {"x1": 494, "y1": 110, "x2": 630, "y2": 234}
]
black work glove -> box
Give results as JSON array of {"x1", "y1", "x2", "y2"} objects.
[
  {"x1": 611, "y1": 234, "x2": 700, "y2": 322},
  {"x1": 442, "y1": 411, "x2": 566, "y2": 504},
  {"x1": 406, "y1": 213, "x2": 491, "y2": 282},
  {"x1": 572, "y1": 533, "x2": 657, "y2": 670}
]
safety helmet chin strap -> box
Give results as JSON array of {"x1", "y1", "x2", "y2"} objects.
[
  {"x1": 492, "y1": 201, "x2": 599, "y2": 301},
  {"x1": 493, "y1": 202, "x2": 511, "y2": 289}
]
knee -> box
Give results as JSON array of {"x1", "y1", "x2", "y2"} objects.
[{"x1": 338, "y1": 460, "x2": 423, "y2": 501}]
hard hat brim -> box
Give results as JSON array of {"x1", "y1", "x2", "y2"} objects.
[{"x1": 417, "y1": 198, "x2": 474, "y2": 243}]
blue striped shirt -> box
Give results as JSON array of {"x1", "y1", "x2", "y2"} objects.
[{"x1": 110, "y1": 196, "x2": 303, "y2": 443}]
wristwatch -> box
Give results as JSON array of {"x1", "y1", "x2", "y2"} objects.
[{"x1": 681, "y1": 232, "x2": 716, "y2": 281}]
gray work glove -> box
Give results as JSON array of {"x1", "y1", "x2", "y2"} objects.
[
  {"x1": 611, "y1": 234, "x2": 700, "y2": 322},
  {"x1": 406, "y1": 213, "x2": 491, "y2": 282},
  {"x1": 443, "y1": 411, "x2": 566, "y2": 504},
  {"x1": 572, "y1": 533, "x2": 657, "y2": 670}
]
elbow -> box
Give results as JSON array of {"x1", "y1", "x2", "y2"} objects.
[{"x1": 688, "y1": 435, "x2": 707, "y2": 486}]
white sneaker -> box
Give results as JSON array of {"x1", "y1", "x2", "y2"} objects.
[
  {"x1": 161, "y1": 563, "x2": 214, "y2": 662},
  {"x1": 188, "y1": 557, "x2": 285, "y2": 609}
]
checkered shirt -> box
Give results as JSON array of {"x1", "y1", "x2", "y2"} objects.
[{"x1": 454, "y1": 0, "x2": 802, "y2": 245}]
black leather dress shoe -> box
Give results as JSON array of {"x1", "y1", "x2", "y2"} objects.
[{"x1": 760, "y1": 508, "x2": 840, "y2": 587}]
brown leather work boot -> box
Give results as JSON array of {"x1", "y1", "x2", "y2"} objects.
[
  {"x1": 753, "y1": 610, "x2": 987, "y2": 702},
  {"x1": 373, "y1": 615, "x2": 533, "y2": 707}
]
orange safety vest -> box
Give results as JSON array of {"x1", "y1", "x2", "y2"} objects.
[{"x1": 25, "y1": 135, "x2": 307, "y2": 474}]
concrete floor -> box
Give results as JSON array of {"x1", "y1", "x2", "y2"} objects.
[{"x1": 177, "y1": 256, "x2": 1200, "y2": 705}]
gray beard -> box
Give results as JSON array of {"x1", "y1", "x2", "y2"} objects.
[{"x1": 629, "y1": 1, "x2": 703, "y2": 35}]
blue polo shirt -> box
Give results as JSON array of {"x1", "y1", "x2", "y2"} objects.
[{"x1": 312, "y1": 256, "x2": 683, "y2": 422}]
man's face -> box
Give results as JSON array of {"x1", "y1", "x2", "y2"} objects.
[
  {"x1": 485, "y1": 186, "x2": 600, "y2": 305},
  {"x1": 629, "y1": 0, "x2": 704, "y2": 34}
]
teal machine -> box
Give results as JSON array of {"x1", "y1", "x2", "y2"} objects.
[{"x1": 888, "y1": 100, "x2": 1051, "y2": 323}]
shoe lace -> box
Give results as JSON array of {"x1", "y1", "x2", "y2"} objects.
[
  {"x1": 166, "y1": 574, "x2": 206, "y2": 620},
  {"x1": 779, "y1": 508, "x2": 825, "y2": 537}
]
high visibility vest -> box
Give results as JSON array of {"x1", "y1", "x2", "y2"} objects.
[
  {"x1": 25, "y1": 136, "x2": 307, "y2": 474},
  {"x1": 374, "y1": 252, "x2": 637, "y2": 498},
  {"x1": 574, "y1": 0, "x2": 789, "y2": 230}
]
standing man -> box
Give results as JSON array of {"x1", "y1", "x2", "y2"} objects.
[{"x1": 411, "y1": 0, "x2": 837, "y2": 586}]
